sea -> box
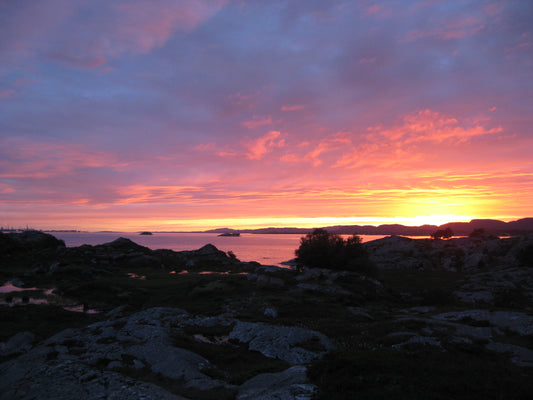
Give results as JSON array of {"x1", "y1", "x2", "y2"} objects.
[{"x1": 45, "y1": 232, "x2": 392, "y2": 267}]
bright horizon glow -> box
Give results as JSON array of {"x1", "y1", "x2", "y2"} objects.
[
  {"x1": 1, "y1": 1, "x2": 532, "y2": 231},
  {"x1": 3, "y1": 215, "x2": 521, "y2": 233}
]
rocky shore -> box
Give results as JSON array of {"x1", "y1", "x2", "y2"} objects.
[{"x1": 1, "y1": 231, "x2": 533, "y2": 399}]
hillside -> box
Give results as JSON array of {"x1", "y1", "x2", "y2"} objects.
[{"x1": 208, "y1": 218, "x2": 533, "y2": 236}]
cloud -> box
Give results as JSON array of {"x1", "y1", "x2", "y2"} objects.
[
  {"x1": 0, "y1": 0, "x2": 228, "y2": 71},
  {"x1": 332, "y1": 109, "x2": 503, "y2": 170},
  {"x1": 0, "y1": 88, "x2": 15, "y2": 99},
  {"x1": 281, "y1": 104, "x2": 305, "y2": 112},
  {"x1": 405, "y1": 16, "x2": 486, "y2": 41},
  {"x1": 374, "y1": 109, "x2": 502, "y2": 144},
  {"x1": 242, "y1": 116, "x2": 275, "y2": 129},
  {"x1": 115, "y1": 185, "x2": 203, "y2": 204},
  {"x1": 0, "y1": 137, "x2": 125, "y2": 179},
  {"x1": 304, "y1": 132, "x2": 352, "y2": 166},
  {"x1": 246, "y1": 131, "x2": 286, "y2": 160},
  {"x1": 110, "y1": 0, "x2": 228, "y2": 54}
]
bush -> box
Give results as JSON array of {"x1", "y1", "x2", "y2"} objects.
[
  {"x1": 295, "y1": 229, "x2": 373, "y2": 272},
  {"x1": 517, "y1": 243, "x2": 533, "y2": 268},
  {"x1": 431, "y1": 228, "x2": 453, "y2": 240}
]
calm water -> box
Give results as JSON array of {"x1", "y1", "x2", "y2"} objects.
[{"x1": 46, "y1": 232, "x2": 390, "y2": 267}]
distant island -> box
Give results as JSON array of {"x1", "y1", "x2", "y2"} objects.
[
  {"x1": 218, "y1": 232, "x2": 240, "y2": 237},
  {"x1": 139, "y1": 231, "x2": 153, "y2": 235},
  {"x1": 202, "y1": 218, "x2": 533, "y2": 236}
]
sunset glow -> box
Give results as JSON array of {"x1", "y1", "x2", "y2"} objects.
[{"x1": 1, "y1": 1, "x2": 532, "y2": 231}]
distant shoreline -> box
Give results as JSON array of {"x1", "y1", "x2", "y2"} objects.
[{"x1": 3, "y1": 217, "x2": 533, "y2": 237}]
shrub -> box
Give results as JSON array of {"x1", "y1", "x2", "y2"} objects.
[
  {"x1": 431, "y1": 227, "x2": 453, "y2": 240},
  {"x1": 469, "y1": 228, "x2": 486, "y2": 238},
  {"x1": 295, "y1": 229, "x2": 373, "y2": 272},
  {"x1": 517, "y1": 243, "x2": 533, "y2": 268}
]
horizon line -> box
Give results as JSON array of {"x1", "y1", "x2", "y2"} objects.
[{"x1": 3, "y1": 216, "x2": 530, "y2": 234}]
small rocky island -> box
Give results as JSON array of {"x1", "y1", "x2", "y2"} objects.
[{"x1": 1, "y1": 230, "x2": 533, "y2": 399}]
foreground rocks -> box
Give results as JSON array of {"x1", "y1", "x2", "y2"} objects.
[
  {"x1": 1, "y1": 231, "x2": 533, "y2": 399},
  {"x1": 0, "y1": 307, "x2": 326, "y2": 400},
  {"x1": 365, "y1": 234, "x2": 533, "y2": 307}
]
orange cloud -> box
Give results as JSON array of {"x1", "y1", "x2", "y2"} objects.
[
  {"x1": 375, "y1": 109, "x2": 502, "y2": 144},
  {"x1": 303, "y1": 132, "x2": 352, "y2": 166},
  {"x1": 246, "y1": 131, "x2": 285, "y2": 160}
]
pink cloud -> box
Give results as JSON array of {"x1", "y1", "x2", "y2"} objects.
[
  {"x1": 332, "y1": 109, "x2": 505, "y2": 171},
  {"x1": 0, "y1": 88, "x2": 15, "y2": 99},
  {"x1": 115, "y1": 185, "x2": 203, "y2": 204},
  {"x1": 405, "y1": 16, "x2": 486, "y2": 41},
  {"x1": 49, "y1": 53, "x2": 108, "y2": 70},
  {"x1": 242, "y1": 116, "x2": 275, "y2": 129},
  {"x1": 376, "y1": 109, "x2": 502, "y2": 144},
  {"x1": 111, "y1": 0, "x2": 227, "y2": 54},
  {"x1": 246, "y1": 131, "x2": 285, "y2": 160},
  {"x1": 281, "y1": 104, "x2": 305, "y2": 112},
  {"x1": 0, "y1": 137, "x2": 125, "y2": 179},
  {"x1": 303, "y1": 132, "x2": 353, "y2": 166},
  {"x1": 0, "y1": 183, "x2": 15, "y2": 194},
  {"x1": 484, "y1": 3, "x2": 504, "y2": 17},
  {"x1": 1, "y1": 0, "x2": 228, "y2": 70},
  {"x1": 217, "y1": 150, "x2": 238, "y2": 158},
  {"x1": 366, "y1": 5, "x2": 382, "y2": 15},
  {"x1": 195, "y1": 142, "x2": 216, "y2": 151},
  {"x1": 362, "y1": 3, "x2": 392, "y2": 18}
]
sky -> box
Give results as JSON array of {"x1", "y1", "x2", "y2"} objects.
[{"x1": 1, "y1": 0, "x2": 532, "y2": 231}]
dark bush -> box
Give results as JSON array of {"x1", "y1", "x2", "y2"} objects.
[
  {"x1": 517, "y1": 243, "x2": 533, "y2": 268},
  {"x1": 295, "y1": 229, "x2": 374, "y2": 272},
  {"x1": 431, "y1": 227, "x2": 453, "y2": 240}
]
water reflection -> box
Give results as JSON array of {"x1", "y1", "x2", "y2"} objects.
[
  {"x1": 127, "y1": 273, "x2": 146, "y2": 280},
  {"x1": 171, "y1": 270, "x2": 248, "y2": 276},
  {"x1": 0, "y1": 281, "x2": 99, "y2": 313}
]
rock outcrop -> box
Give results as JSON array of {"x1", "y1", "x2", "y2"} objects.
[{"x1": 0, "y1": 307, "x2": 329, "y2": 399}]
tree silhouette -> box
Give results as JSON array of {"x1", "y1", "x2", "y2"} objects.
[
  {"x1": 295, "y1": 228, "x2": 374, "y2": 272},
  {"x1": 431, "y1": 227, "x2": 453, "y2": 240}
]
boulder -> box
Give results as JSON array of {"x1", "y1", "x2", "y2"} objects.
[
  {"x1": 0, "y1": 331, "x2": 36, "y2": 356},
  {"x1": 485, "y1": 343, "x2": 533, "y2": 367},
  {"x1": 229, "y1": 321, "x2": 335, "y2": 364},
  {"x1": 0, "y1": 359, "x2": 189, "y2": 400},
  {"x1": 463, "y1": 253, "x2": 489, "y2": 271},
  {"x1": 237, "y1": 366, "x2": 316, "y2": 400}
]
